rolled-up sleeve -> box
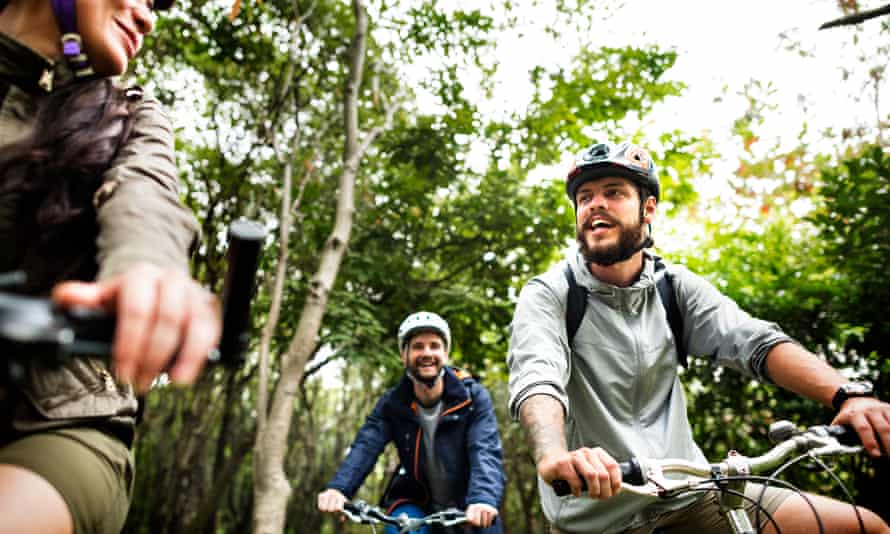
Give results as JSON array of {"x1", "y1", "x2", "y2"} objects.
[
  {"x1": 507, "y1": 277, "x2": 572, "y2": 420},
  {"x1": 675, "y1": 266, "x2": 793, "y2": 381},
  {"x1": 94, "y1": 97, "x2": 199, "y2": 280}
]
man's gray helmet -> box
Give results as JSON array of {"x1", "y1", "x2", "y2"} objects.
[{"x1": 566, "y1": 141, "x2": 659, "y2": 202}]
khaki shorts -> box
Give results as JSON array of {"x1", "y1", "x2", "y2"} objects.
[
  {"x1": 0, "y1": 427, "x2": 134, "y2": 534},
  {"x1": 552, "y1": 483, "x2": 793, "y2": 534}
]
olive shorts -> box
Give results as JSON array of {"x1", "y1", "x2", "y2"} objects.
[
  {"x1": 551, "y1": 483, "x2": 793, "y2": 534},
  {"x1": 0, "y1": 427, "x2": 134, "y2": 534}
]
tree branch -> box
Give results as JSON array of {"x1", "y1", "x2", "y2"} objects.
[{"x1": 819, "y1": 3, "x2": 890, "y2": 29}]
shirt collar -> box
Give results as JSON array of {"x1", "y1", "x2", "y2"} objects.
[{"x1": 0, "y1": 32, "x2": 74, "y2": 94}]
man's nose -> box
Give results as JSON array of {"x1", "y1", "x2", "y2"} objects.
[
  {"x1": 580, "y1": 197, "x2": 608, "y2": 221},
  {"x1": 590, "y1": 191, "x2": 609, "y2": 209}
]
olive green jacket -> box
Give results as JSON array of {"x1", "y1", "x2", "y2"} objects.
[{"x1": 0, "y1": 33, "x2": 199, "y2": 442}]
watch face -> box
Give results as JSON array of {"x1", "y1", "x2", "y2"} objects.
[{"x1": 843, "y1": 382, "x2": 873, "y2": 395}]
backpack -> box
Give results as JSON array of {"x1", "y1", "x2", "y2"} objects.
[{"x1": 563, "y1": 257, "x2": 688, "y2": 367}]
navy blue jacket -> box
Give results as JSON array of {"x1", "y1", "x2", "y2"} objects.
[{"x1": 327, "y1": 367, "x2": 505, "y2": 534}]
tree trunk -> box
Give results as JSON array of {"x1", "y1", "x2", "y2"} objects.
[{"x1": 251, "y1": 1, "x2": 370, "y2": 532}]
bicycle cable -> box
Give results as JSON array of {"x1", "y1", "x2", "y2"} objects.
[
  {"x1": 676, "y1": 485, "x2": 783, "y2": 534},
  {"x1": 695, "y1": 473, "x2": 823, "y2": 534},
  {"x1": 807, "y1": 454, "x2": 866, "y2": 534},
  {"x1": 757, "y1": 450, "x2": 864, "y2": 534}
]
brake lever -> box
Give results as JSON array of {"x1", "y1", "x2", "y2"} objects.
[
  {"x1": 341, "y1": 500, "x2": 372, "y2": 524},
  {"x1": 427, "y1": 508, "x2": 467, "y2": 526},
  {"x1": 619, "y1": 462, "x2": 706, "y2": 499}
]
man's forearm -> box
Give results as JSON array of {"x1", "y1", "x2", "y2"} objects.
[
  {"x1": 765, "y1": 341, "x2": 846, "y2": 408},
  {"x1": 519, "y1": 394, "x2": 568, "y2": 463}
]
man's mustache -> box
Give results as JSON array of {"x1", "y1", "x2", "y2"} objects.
[{"x1": 581, "y1": 210, "x2": 619, "y2": 229}]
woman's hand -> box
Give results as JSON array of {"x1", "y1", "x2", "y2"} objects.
[{"x1": 52, "y1": 263, "x2": 221, "y2": 392}]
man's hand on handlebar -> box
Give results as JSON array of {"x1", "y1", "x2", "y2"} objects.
[
  {"x1": 538, "y1": 447, "x2": 622, "y2": 499},
  {"x1": 465, "y1": 503, "x2": 498, "y2": 528},
  {"x1": 317, "y1": 488, "x2": 348, "y2": 514},
  {"x1": 52, "y1": 263, "x2": 221, "y2": 393},
  {"x1": 831, "y1": 397, "x2": 890, "y2": 458}
]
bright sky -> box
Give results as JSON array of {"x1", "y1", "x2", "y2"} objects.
[
  {"x1": 465, "y1": 0, "x2": 887, "y2": 175},
  {"x1": 616, "y1": 0, "x2": 886, "y2": 151}
]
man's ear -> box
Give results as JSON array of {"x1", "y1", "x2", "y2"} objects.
[{"x1": 643, "y1": 196, "x2": 657, "y2": 226}]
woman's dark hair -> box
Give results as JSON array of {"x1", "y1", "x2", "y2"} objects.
[{"x1": 0, "y1": 78, "x2": 139, "y2": 289}]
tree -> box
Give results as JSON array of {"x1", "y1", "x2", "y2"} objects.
[
  {"x1": 120, "y1": 1, "x2": 740, "y2": 531},
  {"x1": 251, "y1": 1, "x2": 399, "y2": 531}
]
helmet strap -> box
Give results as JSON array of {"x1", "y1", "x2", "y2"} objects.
[
  {"x1": 51, "y1": 0, "x2": 94, "y2": 78},
  {"x1": 638, "y1": 201, "x2": 654, "y2": 251}
]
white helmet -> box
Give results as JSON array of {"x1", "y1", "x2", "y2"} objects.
[{"x1": 397, "y1": 311, "x2": 451, "y2": 351}]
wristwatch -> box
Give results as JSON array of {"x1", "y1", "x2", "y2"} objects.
[{"x1": 831, "y1": 382, "x2": 874, "y2": 412}]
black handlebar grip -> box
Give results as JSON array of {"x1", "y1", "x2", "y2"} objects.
[
  {"x1": 64, "y1": 305, "x2": 115, "y2": 350},
  {"x1": 824, "y1": 424, "x2": 861, "y2": 447},
  {"x1": 217, "y1": 219, "x2": 265, "y2": 367},
  {"x1": 342, "y1": 501, "x2": 360, "y2": 514},
  {"x1": 551, "y1": 479, "x2": 574, "y2": 497},
  {"x1": 551, "y1": 458, "x2": 644, "y2": 496},
  {"x1": 620, "y1": 458, "x2": 645, "y2": 485}
]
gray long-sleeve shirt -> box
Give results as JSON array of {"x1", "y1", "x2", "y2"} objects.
[{"x1": 507, "y1": 251, "x2": 792, "y2": 533}]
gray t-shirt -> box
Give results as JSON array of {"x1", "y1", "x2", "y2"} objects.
[{"x1": 418, "y1": 401, "x2": 455, "y2": 508}]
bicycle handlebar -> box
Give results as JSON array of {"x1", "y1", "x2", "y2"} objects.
[
  {"x1": 0, "y1": 219, "x2": 266, "y2": 383},
  {"x1": 551, "y1": 423, "x2": 861, "y2": 497},
  {"x1": 217, "y1": 219, "x2": 266, "y2": 366},
  {"x1": 342, "y1": 500, "x2": 467, "y2": 534},
  {"x1": 551, "y1": 458, "x2": 644, "y2": 497}
]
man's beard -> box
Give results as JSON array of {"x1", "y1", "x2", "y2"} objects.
[
  {"x1": 406, "y1": 358, "x2": 444, "y2": 388},
  {"x1": 576, "y1": 211, "x2": 647, "y2": 267}
]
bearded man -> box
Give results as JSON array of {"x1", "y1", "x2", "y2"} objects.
[
  {"x1": 318, "y1": 311, "x2": 505, "y2": 533},
  {"x1": 507, "y1": 140, "x2": 890, "y2": 534}
]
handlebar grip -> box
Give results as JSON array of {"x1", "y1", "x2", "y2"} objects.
[
  {"x1": 342, "y1": 501, "x2": 361, "y2": 514},
  {"x1": 551, "y1": 458, "x2": 644, "y2": 496},
  {"x1": 63, "y1": 305, "x2": 115, "y2": 351},
  {"x1": 217, "y1": 220, "x2": 266, "y2": 367},
  {"x1": 551, "y1": 479, "x2": 573, "y2": 497},
  {"x1": 621, "y1": 458, "x2": 645, "y2": 485},
  {"x1": 823, "y1": 424, "x2": 860, "y2": 446}
]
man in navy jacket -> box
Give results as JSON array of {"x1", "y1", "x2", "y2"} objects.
[{"x1": 318, "y1": 311, "x2": 505, "y2": 533}]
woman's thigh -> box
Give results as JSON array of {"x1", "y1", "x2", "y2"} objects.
[{"x1": 0, "y1": 427, "x2": 133, "y2": 534}]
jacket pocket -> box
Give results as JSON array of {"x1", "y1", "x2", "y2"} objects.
[{"x1": 20, "y1": 357, "x2": 136, "y2": 421}]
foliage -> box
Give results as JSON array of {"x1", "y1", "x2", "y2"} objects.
[
  {"x1": 673, "y1": 143, "x2": 890, "y2": 518},
  {"x1": 116, "y1": 0, "x2": 890, "y2": 531}
]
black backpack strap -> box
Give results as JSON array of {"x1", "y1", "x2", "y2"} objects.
[
  {"x1": 563, "y1": 262, "x2": 587, "y2": 347},
  {"x1": 654, "y1": 258, "x2": 688, "y2": 368}
]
